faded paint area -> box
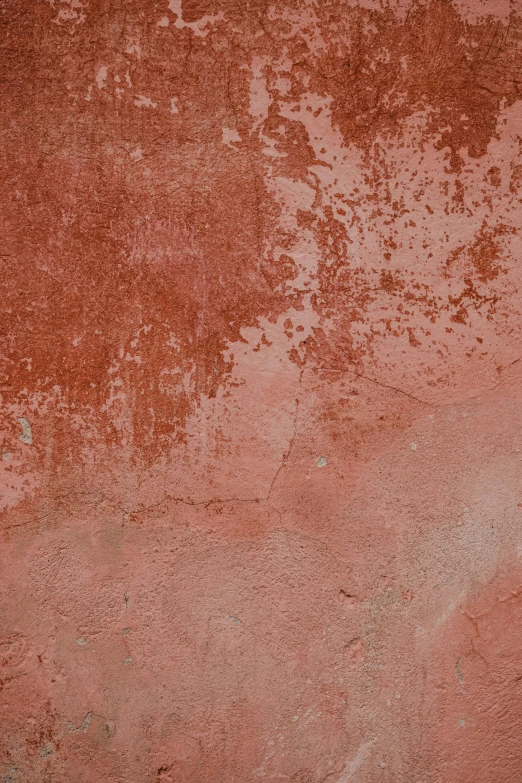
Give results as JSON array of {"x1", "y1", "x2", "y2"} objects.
[{"x1": 1, "y1": 0, "x2": 522, "y2": 780}]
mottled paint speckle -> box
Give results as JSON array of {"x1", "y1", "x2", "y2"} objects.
[{"x1": 2, "y1": 0, "x2": 522, "y2": 780}]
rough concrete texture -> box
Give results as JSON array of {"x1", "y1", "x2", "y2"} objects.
[{"x1": 1, "y1": 0, "x2": 522, "y2": 780}]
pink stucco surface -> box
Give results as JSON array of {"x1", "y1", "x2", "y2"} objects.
[{"x1": 2, "y1": 0, "x2": 522, "y2": 780}]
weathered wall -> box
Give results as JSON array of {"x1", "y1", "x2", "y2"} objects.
[{"x1": 1, "y1": 0, "x2": 522, "y2": 780}]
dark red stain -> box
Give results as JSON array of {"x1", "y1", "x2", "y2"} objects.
[
  {"x1": 445, "y1": 222, "x2": 512, "y2": 283},
  {"x1": 303, "y1": 0, "x2": 521, "y2": 169},
  {"x1": 1, "y1": 0, "x2": 520, "y2": 460},
  {"x1": 1, "y1": 0, "x2": 293, "y2": 457}
]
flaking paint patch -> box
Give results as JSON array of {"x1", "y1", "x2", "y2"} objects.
[
  {"x1": 17, "y1": 418, "x2": 32, "y2": 445},
  {"x1": 2, "y1": 0, "x2": 522, "y2": 781}
]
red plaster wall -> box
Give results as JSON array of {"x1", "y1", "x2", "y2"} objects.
[{"x1": 2, "y1": 0, "x2": 522, "y2": 780}]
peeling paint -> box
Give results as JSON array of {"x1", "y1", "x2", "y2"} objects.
[{"x1": 2, "y1": 0, "x2": 522, "y2": 780}]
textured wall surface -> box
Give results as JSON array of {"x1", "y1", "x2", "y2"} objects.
[{"x1": 2, "y1": 0, "x2": 522, "y2": 780}]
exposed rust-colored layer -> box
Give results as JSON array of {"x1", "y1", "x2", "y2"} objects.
[{"x1": 2, "y1": 0, "x2": 522, "y2": 780}]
